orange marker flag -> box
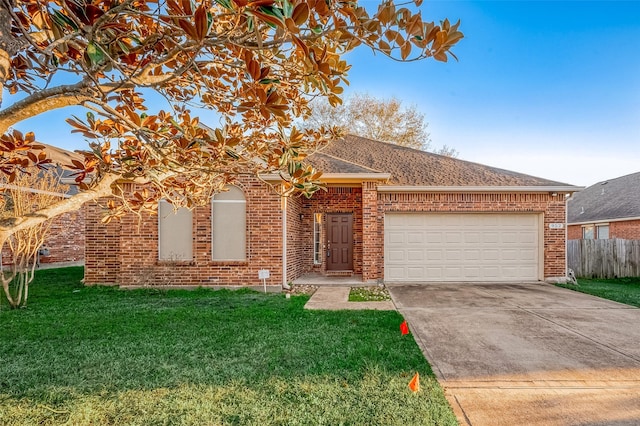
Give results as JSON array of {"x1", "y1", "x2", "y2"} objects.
[
  {"x1": 400, "y1": 320, "x2": 410, "y2": 335},
  {"x1": 408, "y1": 372, "x2": 420, "y2": 393}
]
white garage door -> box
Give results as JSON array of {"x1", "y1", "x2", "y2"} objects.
[{"x1": 384, "y1": 213, "x2": 541, "y2": 282}]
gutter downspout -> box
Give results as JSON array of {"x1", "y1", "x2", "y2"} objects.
[{"x1": 282, "y1": 193, "x2": 287, "y2": 287}]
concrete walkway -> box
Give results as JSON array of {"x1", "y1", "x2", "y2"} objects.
[
  {"x1": 388, "y1": 282, "x2": 640, "y2": 426},
  {"x1": 304, "y1": 286, "x2": 395, "y2": 310}
]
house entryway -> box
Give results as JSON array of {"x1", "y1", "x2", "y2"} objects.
[{"x1": 326, "y1": 213, "x2": 353, "y2": 274}]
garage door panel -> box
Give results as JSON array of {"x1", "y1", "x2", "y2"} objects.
[
  {"x1": 502, "y1": 249, "x2": 519, "y2": 260},
  {"x1": 386, "y1": 214, "x2": 406, "y2": 227},
  {"x1": 483, "y1": 232, "x2": 500, "y2": 243},
  {"x1": 444, "y1": 267, "x2": 463, "y2": 278},
  {"x1": 464, "y1": 232, "x2": 482, "y2": 243},
  {"x1": 384, "y1": 213, "x2": 540, "y2": 282},
  {"x1": 518, "y1": 232, "x2": 537, "y2": 244},
  {"x1": 426, "y1": 233, "x2": 443, "y2": 243},
  {"x1": 387, "y1": 232, "x2": 405, "y2": 244},
  {"x1": 407, "y1": 267, "x2": 426, "y2": 278},
  {"x1": 444, "y1": 249, "x2": 462, "y2": 261},
  {"x1": 444, "y1": 232, "x2": 463, "y2": 243},
  {"x1": 386, "y1": 267, "x2": 405, "y2": 280},
  {"x1": 463, "y1": 249, "x2": 481, "y2": 261},
  {"x1": 426, "y1": 250, "x2": 443, "y2": 261},
  {"x1": 482, "y1": 249, "x2": 500, "y2": 261},
  {"x1": 426, "y1": 267, "x2": 443, "y2": 279},
  {"x1": 387, "y1": 249, "x2": 405, "y2": 261},
  {"x1": 408, "y1": 232, "x2": 424, "y2": 244},
  {"x1": 405, "y1": 214, "x2": 424, "y2": 226},
  {"x1": 480, "y1": 267, "x2": 500, "y2": 278},
  {"x1": 462, "y1": 267, "x2": 482, "y2": 278},
  {"x1": 407, "y1": 250, "x2": 424, "y2": 261}
]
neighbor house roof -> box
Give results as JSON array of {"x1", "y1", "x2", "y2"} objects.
[
  {"x1": 308, "y1": 135, "x2": 574, "y2": 187},
  {"x1": 0, "y1": 144, "x2": 84, "y2": 197},
  {"x1": 567, "y1": 172, "x2": 640, "y2": 224}
]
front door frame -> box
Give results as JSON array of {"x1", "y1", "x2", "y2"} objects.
[{"x1": 326, "y1": 213, "x2": 354, "y2": 271}]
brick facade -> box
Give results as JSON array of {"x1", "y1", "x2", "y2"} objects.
[
  {"x1": 85, "y1": 176, "x2": 284, "y2": 286},
  {"x1": 2, "y1": 207, "x2": 85, "y2": 266},
  {"x1": 568, "y1": 219, "x2": 640, "y2": 240},
  {"x1": 85, "y1": 176, "x2": 569, "y2": 286}
]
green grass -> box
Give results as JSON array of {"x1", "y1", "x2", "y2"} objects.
[
  {"x1": 348, "y1": 286, "x2": 391, "y2": 302},
  {"x1": 0, "y1": 267, "x2": 456, "y2": 425},
  {"x1": 557, "y1": 277, "x2": 640, "y2": 307}
]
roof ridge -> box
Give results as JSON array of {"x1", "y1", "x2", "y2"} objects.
[
  {"x1": 592, "y1": 170, "x2": 640, "y2": 186},
  {"x1": 315, "y1": 150, "x2": 386, "y2": 174}
]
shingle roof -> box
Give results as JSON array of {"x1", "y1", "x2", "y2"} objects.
[
  {"x1": 307, "y1": 135, "x2": 572, "y2": 186},
  {"x1": 42, "y1": 143, "x2": 83, "y2": 166},
  {"x1": 304, "y1": 152, "x2": 383, "y2": 174},
  {"x1": 567, "y1": 172, "x2": 640, "y2": 223}
]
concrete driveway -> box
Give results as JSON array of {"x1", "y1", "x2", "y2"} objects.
[{"x1": 388, "y1": 283, "x2": 640, "y2": 426}]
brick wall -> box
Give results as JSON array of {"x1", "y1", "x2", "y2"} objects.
[
  {"x1": 2, "y1": 207, "x2": 85, "y2": 266},
  {"x1": 611, "y1": 220, "x2": 640, "y2": 239},
  {"x1": 42, "y1": 207, "x2": 85, "y2": 264},
  {"x1": 85, "y1": 200, "x2": 121, "y2": 284},
  {"x1": 568, "y1": 219, "x2": 640, "y2": 240},
  {"x1": 84, "y1": 176, "x2": 284, "y2": 286},
  {"x1": 375, "y1": 192, "x2": 567, "y2": 280},
  {"x1": 567, "y1": 224, "x2": 581, "y2": 240}
]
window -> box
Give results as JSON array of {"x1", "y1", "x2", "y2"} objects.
[
  {"x1": 597, "y1": 224, "x2": 610, "y2": 239},
  {"x1": 313, "y1": 213, "x2": 322, "y2": 264},
  {"x1": 582, "y1": 225, "x2": 595, "y2": 240},
  {"x1": 212, "y1": 186, "x2": 246, "y2": 261},
  {"x1": 158, "y1": 200, "x2": 193, "y2": 260}
]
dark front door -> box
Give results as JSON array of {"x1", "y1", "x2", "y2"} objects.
[{"x1": 327, "y1": 213, "x2": 353, "y2": 271}]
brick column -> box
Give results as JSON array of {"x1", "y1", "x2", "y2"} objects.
[
  {"x1": 84, "y1": 199, "x2": 121, "y2": 285},
  {"x1": 361, "y1": 181, "x2": 380, "y2": 282}
]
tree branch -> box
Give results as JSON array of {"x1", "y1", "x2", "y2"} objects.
[
  {"x1": 0, "y1": 173, "x2": 119, "y2": 240},
  {"x1": 0, "y1": 80, "x2": 94, "y2": 133}
]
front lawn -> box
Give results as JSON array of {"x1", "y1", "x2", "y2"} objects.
[
  {"x1": 557, "y1": 277, "x2": 640, "y2": 308},
  {"x1": 0, "y1": 267, "x2": 456, "y2": 425}
]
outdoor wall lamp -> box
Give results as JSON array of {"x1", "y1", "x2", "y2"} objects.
[{"x1": 299, "y1": 213, "x2": 304, "y2": 221}]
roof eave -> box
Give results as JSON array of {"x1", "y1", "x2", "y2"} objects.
[
  {"x1": 378, "y1": 185, "x2": 584, "y2": 193},
  {"x1": 568, "y1": 215, "x2": 640, "y2": 226}
]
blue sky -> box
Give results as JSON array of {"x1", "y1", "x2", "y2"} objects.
[
  {"x1": 8, "y1": 1, "x2": 640, "y2": 187},
  {"x1": 344, "y1": 0, "x2": 640, "y2": 187}
]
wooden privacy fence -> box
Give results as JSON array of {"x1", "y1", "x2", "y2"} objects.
[{"x1": 567, "y1": 239, "x2": 640, "y2": 278}]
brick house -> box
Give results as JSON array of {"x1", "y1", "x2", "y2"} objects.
[
  {"x1": 1, "y1": 145, "x2": 85, "y2": 266},
  {"x1": 84, "y1": 135, "x2": 580, "y2": 287},
  {"x1": 568, "y1": 172, "x2": 640, "y2": 240}
]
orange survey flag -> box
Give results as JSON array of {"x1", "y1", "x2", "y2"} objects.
[
  {"x1": 400, "y1": 320, "x2": 409, "y2": 335},
  {"x1": 408, "y1": 372, "x2": 420, "y2": 392}
]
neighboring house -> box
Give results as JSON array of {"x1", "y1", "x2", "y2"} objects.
[
  {"x1": 1, "y1": 145, "x2": 85, "y2": 266},
  {"x1": 567, "y1": 172, "x2": 640, "y2": 240},
  {"x1": 84, "y1": 135, "x2": 580, "y2": 287}
]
